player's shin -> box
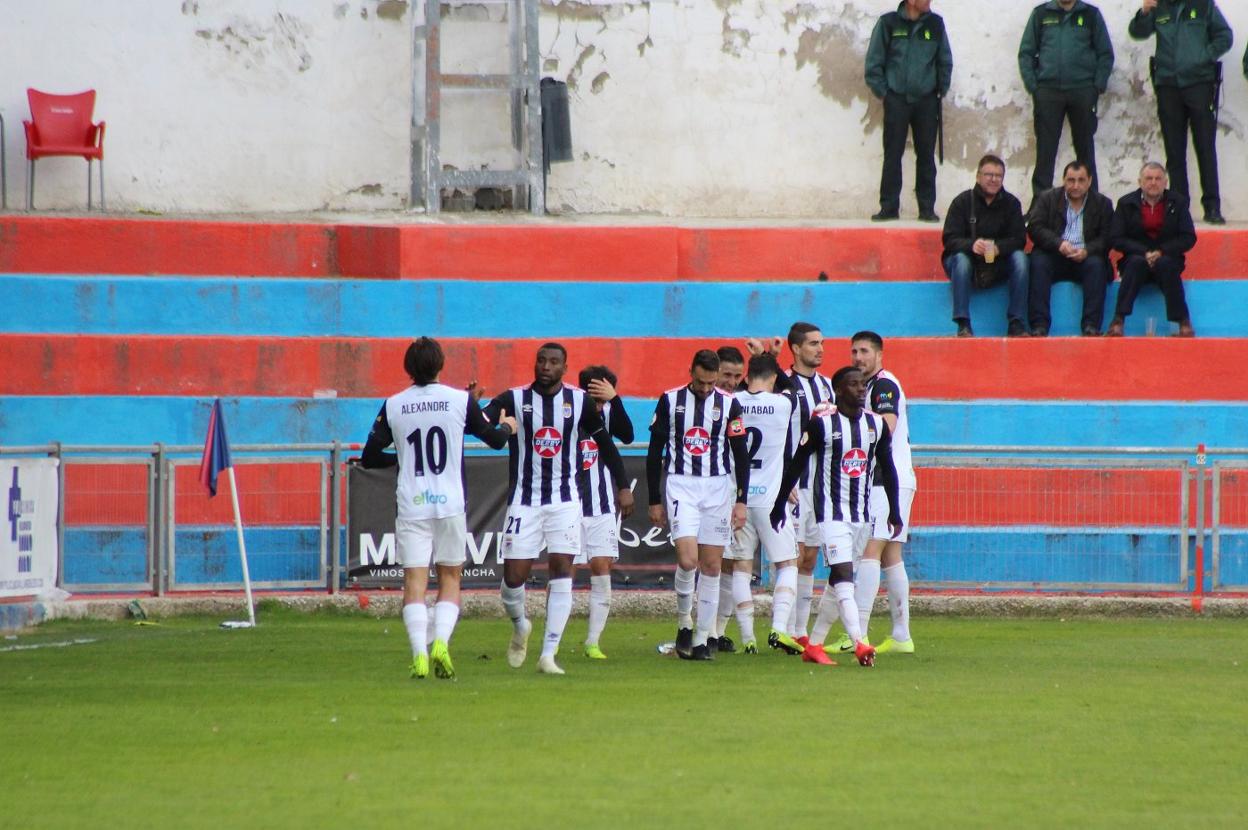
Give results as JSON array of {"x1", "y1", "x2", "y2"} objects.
[
  {"x1": 433, "y1": 601, "x2": 459, "y2": 644},
  {"x1": 587, "y1": 573, "x2": 612, "y2": 647},
  {"x1": 694, "y1": 573, "x2": 720, "y2": 647},
  {"x1": 792, "y1": 572, "x2": 815, "y2": 638},
  {"x1": 541, "y1": 577, "x2": 573, "y2": 658},
  {"x1": 770, "y1": 565, "x2": 798, "y2": 631},
  {"x1": 402, "y1": 602, "x2": 429, "y2": 658},
  {"x1": 834, "y1": 581, "x2": 863, "y2": 643},
  {"x1": 884, "y1": 561, "x2": 911, "y2": 642},
  {"x1": 674, "y1": 566, "x2": 697, "y2": 630},
  {"x1": 500, "y1": 580, "x2": 527, "y2": 627},
  {"x1": 732, "y1": 569, "x2": 754, "y2": 646},
  {"x1": 855, "y1": 558, "x2": 882, "y2": 640},
  {"x1": 715, "y1": 568, "x2": 734, "y2": 637},
  {"x1": 809, "y1": 586, "x2": 839, "y2": 645}
]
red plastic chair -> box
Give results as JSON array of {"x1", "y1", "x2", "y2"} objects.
[{"x1": 23, "y1": 88, "x2": 106, "y2": 210}]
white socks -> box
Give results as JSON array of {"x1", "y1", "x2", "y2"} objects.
[
  {"x1": 732, "y1": 570, "x2": 754, "y2": 645},
  {"x1": 500, "y1": 581, "x2": 527, "y2": 627},
  {"x1": 855, "y1": 559, "x2": 882, "y2": 640},
  {"x1": 694, "y1": 573, "x2": 720, "y2": 647},
  {"x1": 884, "y1": 562, "x2": 911, "y2": 642},
  {"x1": 835, "y1": 581, "x2": 863, "y2": 643},
  {"x1": 771, "y1": 565, "x2": 797, "y2": 632},
  {"x1": 402, "y1": 602, "x2": 428, "y2": 658},
  {"x1": 674, "y1": 566, "x2": 697, "y2": 630},
  {"x1": 433, "y1": 601, "x2": 459, "y2": 644},
  {"x1": 809, "y1": 587, "x2": 837, "y2": 645},
  {"x1": 715, "y1": 572, "x2": 735, "y2": 637},
  {"x1": 587, "y1": 574, "x2": 612, "y2": 647},
  {"x1": 541, "y1": 577, "x2": 573, "y2": 658},
  {"x1": 792, "y1": 573, "x2": 815, "y2": 638}
]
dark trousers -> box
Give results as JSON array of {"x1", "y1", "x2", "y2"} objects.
[
  {"x1": 1028, "y1": 248, "x2": 1110, "y2": 332},
  {"x1": 879, "y1": 93, "x2": 939, "y2": 215},
  {"x1": 1115, "y1": 254, "x2": 1190, "y2": 323},
  {"x1": 1031, "y1": 85, "x2": 1099, "y2": 202},
  {"x1": 1157, "y1": 83, "x2": 1220, "y2": 215}
]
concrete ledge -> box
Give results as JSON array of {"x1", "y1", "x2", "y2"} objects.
[{"x1": 5, "y1": 591, "x2": 1246, "y2": 633}]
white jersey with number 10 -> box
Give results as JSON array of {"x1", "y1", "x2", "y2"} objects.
[{"x1": 384, "y1": 384, "x2": 470, "y2": 521}]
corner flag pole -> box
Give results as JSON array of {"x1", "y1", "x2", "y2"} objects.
[{"x1": 226, "y1": 465, "x2": 256, "y2": 627}]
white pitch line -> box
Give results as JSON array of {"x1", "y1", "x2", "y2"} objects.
[{"x1": 0, "y1": 637, "x2": 98, "y2": 653}]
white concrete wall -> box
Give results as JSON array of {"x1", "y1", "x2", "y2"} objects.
[{"x1": 3, "y1": 0, "x2": 1247, "y2": 218}]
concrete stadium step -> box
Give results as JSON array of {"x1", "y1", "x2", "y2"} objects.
[
  {"x1": 2, "y1": 216, "x2": 1248, "y2": 281},
  {"x1": 6, "y1": 274, "x2": 1248, "y2": 337},
  {"x1": 8, "y1": 334, "x2": 1248, "y2": 401}
]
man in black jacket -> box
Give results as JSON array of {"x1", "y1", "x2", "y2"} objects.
[
  {"x1": 941, "y1": 154, "x2": 1030, "y2": 337},
  {"x1": 1108, "y1": 162, "x2": 1197, "y2": 337},
  {"x1": 1025, "y1": 160, "x2": 1114, "y2": 336}
]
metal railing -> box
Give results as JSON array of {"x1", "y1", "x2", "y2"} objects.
[{"x1": 3, "y1": 442, "x2": 1246, "y2": 596}]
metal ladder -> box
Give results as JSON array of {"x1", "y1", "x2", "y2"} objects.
[{"x1": 411, "y1": 0, "x2": 543, "y2": 215}]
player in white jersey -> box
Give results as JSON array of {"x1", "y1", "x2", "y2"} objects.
[
  {"x1": 484, "y1": 343, "x2": 635, "y2": 675},
  {"x1": 361, "y1": 337, "x2": 517, "y2": 680},
  {"x1": 647, "y1": 349, "x2": 750, "y2": 661},
  {"x1": 750, "y1": 322, "x2": 834, "y2": 647},
  {"x1": 849, "y1": 331, "x2": 918, "y2": 655},
  {"x1": 772, "y1": 366, "x2": 901, "y2": 668},
  {"x1": 722, "y1": 353, "x2": 807, "y2": 656},
  {"x1": 574, "y1": 364, "x2": 635, "y2": 660}
]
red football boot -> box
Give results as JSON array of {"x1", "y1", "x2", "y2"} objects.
[
  {"x1": 801, "y1": 643, "x2": 837, "y2": 666},
  {"x1": 854, "y1": 639, "x2": 876, "y2": 667}
]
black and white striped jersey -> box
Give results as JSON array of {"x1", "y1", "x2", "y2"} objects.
[
  {"x1": 485, "y1": 384, "x2": 625, "y2": 508},
  {"x1": 779, "y1": 370, "x2": 835, "y2": 492},
  {"x1": 578, "y1": 399, "x2": 635, "y2": 518},
  {"x1": 645, "y1": 385, "x2": 752, "y2": 505},
  {"x1": 778, "y1": 409, "x2": 898, "y2": 524}
]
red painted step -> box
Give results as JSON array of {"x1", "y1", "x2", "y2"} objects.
[{"x1": 12, "y1": 334, "x2": 1248, "y2": 402}]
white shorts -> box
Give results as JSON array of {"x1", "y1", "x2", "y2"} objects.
[
  {"x1": 796, "y1": 487, "x2": 822, "y2": 547},
  {"x1": 395, "y1": 515, "x2": 467, "y2": 568},
  {"x1": 665, "y1": 474, "x2": 734, "y2": 548},
  {"x1": 574, "y1": 513, "x2": 620, "y2": 564},
  {"x1": 500, "y1": 502, "x2": 582, "y2": 560},
  {"x1": 819, "y1": 521, "x2": 872, "y2": 567},
  {"x1": 727, "y1": 504, "x2": 798, "y2": 563},
  {"x1": 870, "y1": 486, "x2": 916, "y2": 543}
]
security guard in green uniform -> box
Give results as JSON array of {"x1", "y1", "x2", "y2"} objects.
[
  {"x1": 865, "y1": 0, "x2": 953, "y2": 222},
  {"x1": 1129, "y1": 0, "x2": 1233, "y2": 225},
  {"x1": 1018, "y1": 0, "x2": 1114, "y2": 205}
]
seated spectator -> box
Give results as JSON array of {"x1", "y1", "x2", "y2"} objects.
[
  {"x1": 941, "y1": 154, "x2": 1030, "y2": 337},
  {"x1": 1025, "y1": 160, "x2": 1114, "y2": 336},
  {"x1": 1108, "y1": 162, "x2": 1197, "y2": 337}
]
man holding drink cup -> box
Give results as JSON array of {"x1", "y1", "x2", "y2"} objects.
[{"x1": 941, "y1": 154, "x2": 1030, "y2": 338}]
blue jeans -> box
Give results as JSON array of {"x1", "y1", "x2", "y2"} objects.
[{"x1": 943, "y1": 250, "x2": 1029, "y2": 325}]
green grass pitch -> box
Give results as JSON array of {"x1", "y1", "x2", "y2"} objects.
[{"x1": 2, "y1": 608, "x2": 1246, "y2": 829}]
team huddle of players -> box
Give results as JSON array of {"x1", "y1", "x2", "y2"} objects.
[{"x1": 361, "y1": 323, "x2": 917, "y2": 678}]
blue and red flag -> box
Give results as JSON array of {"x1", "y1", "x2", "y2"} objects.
[{"x1": 198, "y1": 399, "x2": 233, "y2": 497}]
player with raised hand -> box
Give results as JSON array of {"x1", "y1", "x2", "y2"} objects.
[
  {"x1": 647, "y1": 349, "x2": 750, "y2": 661},
  {"x1": 771, "y1": 366, "x2": 901, "y2": 668},
  {"x1": 575, "y1": 364, "x2": 634, "y2": 660},
  {"x1": 722, "y1": 352, "x2": 804, "y2": 656},
  {"x1": 484, "y1": 343, "x2": 634, "y2": 676},
  {"x1": 361, "y1": 337, "x2": 517, "y2": 680}
]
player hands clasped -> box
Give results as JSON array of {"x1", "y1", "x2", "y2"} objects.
[
  {"x1": 770, "y1": 366, "x2": 902, "y2": 668},
  {"x1": 360, "y1": 337, "x2": 517, "y2": 681},
  {"x1": 647, "y1": 349, "x2": 750, "y2": 661},
  {"x1": 575, "y1": 365, "x2": 635, "y2": 660},
  {"x1": 484, "y1": 343, "x2": 634, "y2": 676}
]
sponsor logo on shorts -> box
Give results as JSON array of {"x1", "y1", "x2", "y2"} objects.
[
  {"x1": 841, "y1": 448, "x2": 868, "y2": 477},
  {"x1": 533, "y1": 426, "x2": 563, "y2": 458},
  {"x1": 579, "y1": 438, "x2": 599, "y2": 470},
  {"x1": 683, "y1": 426, "x2": 712, "y2": 455},
  {"x1": 412, "y1": 490, "x2": 449, "y2": 506}
]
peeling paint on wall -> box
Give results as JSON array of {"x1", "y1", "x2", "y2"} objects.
[{"x1": 376, "y1": 0, "x2": 408, "y2": 21}]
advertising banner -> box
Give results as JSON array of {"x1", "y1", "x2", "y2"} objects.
[
  {"x1": 2, "y1": 458, "x2": 59, "y2": 599},
  {"x1": 347, "y1": 456, "x2": 676, "y2": 588}
]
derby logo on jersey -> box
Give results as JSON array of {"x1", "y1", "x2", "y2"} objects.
[
  {"x1": 841, "y1": 447, "x2": 869, "y2": 477},
  {"x1": 812, "y1": 401, "x2": 836, "y2": 417},
  {"x1": 533, "y1": 426, "x2": 563, "y2": 458},
  {"x1": 579, "y1": 438, "x2": 599, "y2": 470},
  {"x1": 562, "y1": 401, "x2": 573, "y2": 419},
  {"x1": 683, "y1": 426, "x2": 712, "y2": 455}
]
